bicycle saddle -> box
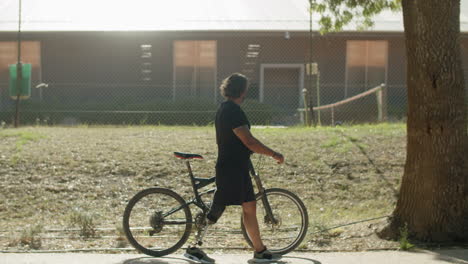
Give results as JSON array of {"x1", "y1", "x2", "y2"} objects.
[{"x1": 174, "y1": 152, "x2": 204, "y2": 160}]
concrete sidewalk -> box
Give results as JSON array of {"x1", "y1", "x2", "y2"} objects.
[{"x1": 1, "y1": 250, "x2": 468, "y2": 264}]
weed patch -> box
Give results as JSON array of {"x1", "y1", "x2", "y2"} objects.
[
  {"x1": 7, "y1": 224, "x2": 43, "y2": 249},
  {"x1": 68, "y1": 208, "x2": 99, "y2": 238},
  {"x1": 399, "y1": 223, "x2": 415, "y2": 251}
]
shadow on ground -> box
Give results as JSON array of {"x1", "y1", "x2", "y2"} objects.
[
  {"x1": 120, "y1": 256, "x2": 197, "y2": 264},
  {"x1": 118, "y1": 255, "x2": 322, "y2": 264},
  {"x1": 283, "y1": 256, "x2": 322, "y2": 264},
  {"x1": 433, "y1": 249, "x2": 468, "y2": 264}
]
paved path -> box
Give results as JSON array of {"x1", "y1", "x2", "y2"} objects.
[{"x1": 1, "y1": 250, "x2": 468, "y2": 264}]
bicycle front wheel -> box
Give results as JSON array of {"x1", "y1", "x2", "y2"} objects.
[
  {"x1": 123, "y1": 188, "x2": 192, "y2": 257},
  {"x1": 241, "y1": 188, "x2": 309, "y2": 255}
]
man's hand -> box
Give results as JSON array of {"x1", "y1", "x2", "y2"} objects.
[
  {"x1": 233, "y1": 125, "x2": 285, "y2": 164},
  {"x1": 272, "y1": 152, "x2": 284, "y2": 164}
]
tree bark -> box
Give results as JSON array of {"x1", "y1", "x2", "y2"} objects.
[{"x1": 384, "y1": 0, "x2": 468, "y2": 242}]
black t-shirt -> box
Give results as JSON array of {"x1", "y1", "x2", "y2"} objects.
[{"x1": 215, "y1": 100, "x2": 251, "y2": 166}]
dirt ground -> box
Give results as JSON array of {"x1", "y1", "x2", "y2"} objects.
[{"x1": 0, "y1": 124, "x2": 405, "y2": 252}]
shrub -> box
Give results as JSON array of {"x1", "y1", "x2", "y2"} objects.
[
  {"x1": 68, "y1": 208, "x2": 98, "y2": 238},
  {"x1": 8, "y1": 224, "x2": 43, "y2": 249},
  {"x1": 1, "y1": 97, "x2": 281, "y2": 125},
  {"x1": 399, "y1": 223, "x2": 415, "y2": 251}
]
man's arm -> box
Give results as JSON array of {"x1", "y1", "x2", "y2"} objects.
[{"x1": 233, "y1": 125, "x2": 284, "y2": 163}]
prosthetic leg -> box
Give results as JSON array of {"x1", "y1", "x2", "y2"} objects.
[{"x1": 190, "y1": 201, "x2": 225, "y2": 247}]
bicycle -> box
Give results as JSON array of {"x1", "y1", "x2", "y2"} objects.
[{"x1": 123, "y1": 152, "x2": 309, "y2": 257}]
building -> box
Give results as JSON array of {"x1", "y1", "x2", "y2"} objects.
[{"x1": 0, "y1": 0, "x2": 467, "y2": 125}]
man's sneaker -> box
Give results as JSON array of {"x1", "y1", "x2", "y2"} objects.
[
  {"x1": 184, "y1": 247, "x2": 215, "y2": 263},
  {"x1": 251, "y1": 248, "x2": 282, "y2": 263}
]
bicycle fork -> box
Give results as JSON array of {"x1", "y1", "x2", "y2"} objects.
[{"x1": 249, "y1": 163, "x2": 278, "y2": 226}]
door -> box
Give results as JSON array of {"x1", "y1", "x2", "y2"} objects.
[{"x1": 262, "y1": 67, "x2": 301, "y2": 110}]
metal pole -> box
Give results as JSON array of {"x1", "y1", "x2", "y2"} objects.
[
  {"x1": 17, "y1": 0, "x2": 21, "y2": 72},
  {"x1": 308, "y1": 0, "x2": 315, "y2": 126},
  {"x1": 14, "y1": 0, "x2": 22, "y2": 128},
  {"x1": 38, "y1": 51, "x2": 43, "y2": 101},
  {"x1": 316, "y1": 70, "x2": 321, "y2": 126}
]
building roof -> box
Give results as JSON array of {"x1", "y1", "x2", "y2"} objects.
[{"x1": 0, "y1": 0, "x2": 467, "y2": 32}]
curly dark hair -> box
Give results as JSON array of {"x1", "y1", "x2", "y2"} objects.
[{"x1": 219, "y1": 73, "x2": 248, "y2": 99}]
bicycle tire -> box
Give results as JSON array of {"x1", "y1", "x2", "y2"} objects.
[
  {"x1": 123, "y1": 188, "x2": 192, "y2": 257},
  {"x1": 240, "y1": 188, "x2": 309, "y2": 255}
]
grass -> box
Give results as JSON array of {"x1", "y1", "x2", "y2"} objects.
[
  {"x1": 0, "y1": 130, "x2": 46, "y2": 165},
  {"x1": 0, "y1": 123, "x2": 406, "y2": 251}
]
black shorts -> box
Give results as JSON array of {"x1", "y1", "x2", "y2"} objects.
[
  {"x1": 207, "y1": 166, "x2": 255, "y2": 223},
  {"x1": 213, "y1": 164, "x2": 256, "y2": 206}
]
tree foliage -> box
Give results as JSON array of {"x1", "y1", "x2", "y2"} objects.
[{"x1": 309, "y1": 0, "x2": 402, "y2": 33}]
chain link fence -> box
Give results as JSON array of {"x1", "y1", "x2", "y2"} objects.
[{"x1": 0, "y1": 33, "x2": 467, "y2": 126}]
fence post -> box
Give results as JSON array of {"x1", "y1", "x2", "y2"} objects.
[
  {"x1": 316, "y1": 70, "x2": 321, "y2": 126},
  {"x1": 14, "y1": 63, "x2": 22, "y2": 128},
  {"x1": 376, "y1": 85, "x2": 383, "y2": 122},
  {"x1": 331, "y1": 106, "x2": 335, "y2": 126},
  {"x1": 382, "y1": 83, "x2": 387, "y2": 121},
  {"x1": 302, "y1": 88, "x2": 310, "y2": 126}
]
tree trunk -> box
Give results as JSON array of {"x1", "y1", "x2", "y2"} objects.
[{"x1": 384, "y1": 0, "x2": 468, "y2": 242}]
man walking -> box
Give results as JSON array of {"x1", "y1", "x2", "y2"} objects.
[{"x1": 184, "y1": 73, "x2": 284, "y2": 263}]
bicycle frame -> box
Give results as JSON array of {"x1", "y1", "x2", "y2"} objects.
[
  {"x1": 163, "y1": 158, "x2": 277, "y2": 225},
  {"x1": 157, "y1": 159, "x2": 215, "y2": 224},
  {"x1": 184, "y1": 160, "x2": 216, "y2": 212}
]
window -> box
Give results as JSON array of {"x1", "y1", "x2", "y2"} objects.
[
  {"x1": 241, "y1": 43, "x2": 261, "y2": 77},
  {"x1": 345, "y1": 40, "x2": 388, "y2": 97},
  {"x1": 173, "y1": 40, "x2": 216, "y2": 100},
  {"x1": 140, "y1": 44, "x2": 152, "y2": 81},
  {"x1": 0, "y1": 41, "x2": 41, "y2": 84}
]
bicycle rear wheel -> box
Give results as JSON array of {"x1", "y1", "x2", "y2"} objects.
[
  {"x1": 241, "y1": 188, "x2": 308, "y2": 255},
  {"x1": 123, "y1": 188, "x2": 192, "y2": 257}
]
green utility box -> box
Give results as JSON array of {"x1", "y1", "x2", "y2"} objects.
[{"x1": 9, "y1": 63, "x2": 32, "y2": 99}]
